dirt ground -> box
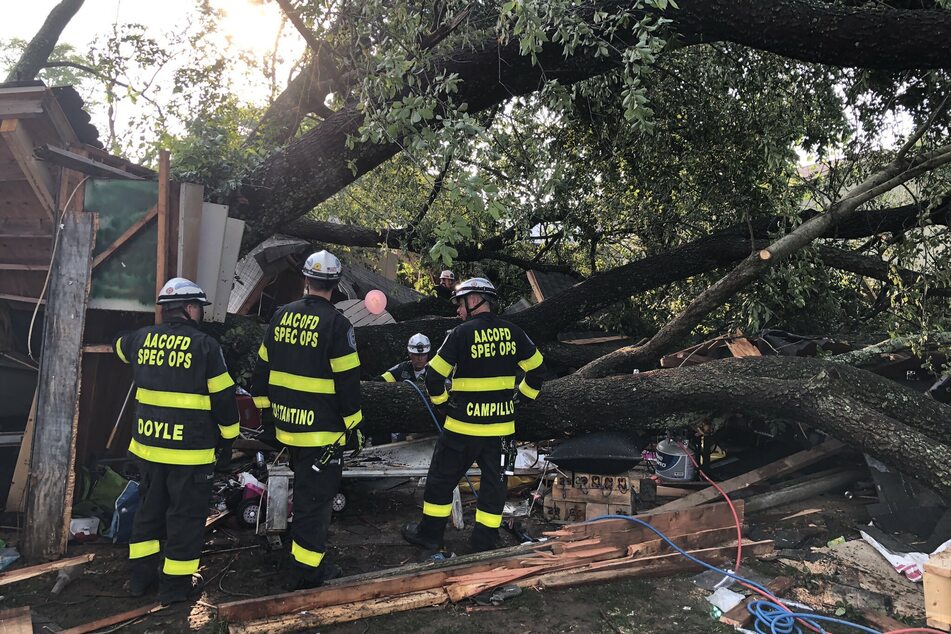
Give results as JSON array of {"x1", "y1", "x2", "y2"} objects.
[{"x1": 0, "y1": 472, "x2": 934, "y2": 633}]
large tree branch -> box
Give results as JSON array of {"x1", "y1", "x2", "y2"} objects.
[
  {"x1": 352, "y1": 200, "x2": 951, "y2": 369},
  {"x1": 235, "y1": 0, "x2": 951, "y2": 245},
  {"x1": 5, "y1": 0, "x2": 85, "y2": 82},
  {"x1": 817, "y1": 245, "x2": 951, "y2": 297},
  {"x1": 576, "y1": 143, "x2": 951, "y2": 378}
]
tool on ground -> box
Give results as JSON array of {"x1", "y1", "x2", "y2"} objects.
[{"x1": 502, "y1": 439, "x2": 517, "y2": 477}]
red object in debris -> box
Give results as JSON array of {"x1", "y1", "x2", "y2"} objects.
[{"x1": 236, "y1": 393, "x2": 262, "y2": 430}]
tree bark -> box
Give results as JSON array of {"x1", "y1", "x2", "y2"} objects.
[
  {"x1": 356, "y1": 356, "x2": 951, "y2": 494},
  {"x1": 4, "y1": 0, "x2": 85, "y2": 83},
  {"x1": 236, "y1": 1, "x2": 951, "y2": 245}
]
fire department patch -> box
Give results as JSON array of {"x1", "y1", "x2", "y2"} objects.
[{"x1": 347, "y1": 327, "x2": 356, "y2": 350}]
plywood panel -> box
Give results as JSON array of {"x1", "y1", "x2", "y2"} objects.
[
  {"x1": 0, "y1": 180, "x2": 52, "y2": 224},
  {"x1": 177, "y1": 182, "x2": 204, "y2": 279},
  {"x1": 211, "y1": 217, "x2": 244, "y2": 322},
  {"x1": 196, "y1": 202, "x2": 228, "y2": 309}
]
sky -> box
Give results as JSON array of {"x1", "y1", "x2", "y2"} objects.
[{"x1": 3, "y1": 0, "x2": 300, "y2": 156}]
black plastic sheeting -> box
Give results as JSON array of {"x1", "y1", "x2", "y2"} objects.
[{"x1": 548, "y1": 432, "x2": 644, "y2": 475}]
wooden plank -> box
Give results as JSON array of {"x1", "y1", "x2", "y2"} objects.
[
  {"x1": 0, "y1": 263, "x2": 47, "y2": 271},
  {"x1": 525, "y1": 270, "x2": 545, "y2": 303},
  {"x1": 651, "y1": 439, "x2": 845, "y2": 512},
  {"x1": 34, "y1": 145, "x2": 144, "y2": 180},
  {"x1": 41, "y1": 90, "x2": 80, "y2": 147},
  {"x1": 229, "y1": 589, "x2": 448, "y2": 634},
  {"x1": 0, "y1": 606, "x2": 31, "y2": 634},
  {"x1": 725, "y1": 337, "x2": 762, "y2": 357},
  {"x1": 81, "y1": 344, "x2": 114, "y2": 354},
  {"x1": 744, "y1": 468, "x2": 864, "y2": 513},
  {"x1": 21, "y1": 212, "x2": 96, "y2": 561},
  {"x1": 0, "y1": 293, "x2": 44, "y2": 305},
  {"x1": 859, "y1": 609, "x2": 909, "y2": 632},
  {"x1": 91, "y1": 206, "x2": 157, "y2": 269},
  {"x1": 211, "y1": 218, "x2": 245, "y2": 323},
  {"x1": 155, "y1": 150, "x2": 170, "y2": 323},
  {"x1": 4, "y1": 388, "x2": 37, "y2": 512},
  {"x1": 720, "y1": 577, "x2": 794, "y2": 627},
  {"x1": 0, "y1": 119, "x2": 56, "y2": 220},
  {"x1": 531, "y1": 540, "x2": 775, "y2": 590},
  {"x1": 0, "y1": 554, "x2": 94, "y2": 586},
  {"x1": 177, "y1": 182, "x2": 204, "y2": 279},
  {"x1": 59, "y1": 603, "x2": 163, "y2": 634},
  {"x1": 925, "y1": 550, "x2": 951, "y2": 631},
  {"x1": 219, "y1": 502, "x2": 741, "y2": 623}
]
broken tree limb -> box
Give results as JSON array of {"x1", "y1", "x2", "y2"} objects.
[
  {"x1": 650, "y1": 439, "x2": 846, "y2": 513},
  {"x1": 576, "y1": 140, "x2": 951, "y2": 379},
  {"x1": 832, "y1": 332, "x2": 951, "y2": 368},
  {"x1": 0, "y1": 553, "x2": 94, "y2": 586}
]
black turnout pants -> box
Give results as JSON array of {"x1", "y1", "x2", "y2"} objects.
[
  {"x1": 419, "y1": 430, "x2": 505, "y2": 548},
  {"x1": 129, "y1": 459, "x2": 214, "y2": 578},
  {"x1": 288, "y1": 445, "x2": 343, "y2": 574}
]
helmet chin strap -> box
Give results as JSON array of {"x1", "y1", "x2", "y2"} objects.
[{"x1": 462, "y1": 294, "x2": 487, "y2": 318}]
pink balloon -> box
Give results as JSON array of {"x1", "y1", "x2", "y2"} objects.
[{"x1": 364, "y1": 289, "x2": 387, "y2": 315}]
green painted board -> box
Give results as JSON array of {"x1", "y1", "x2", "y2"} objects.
[{"x1": 84, "y1": 179, "x2": 158, "y2": 312}]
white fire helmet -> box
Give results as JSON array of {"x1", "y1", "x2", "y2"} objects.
[
  {"x1": 302, "y1": 250, "x2": 343, "y2": 280},
  {"x1": 156, "y1": 277, "x2": 211, "y2": 305},
  {"x1": 452, "y1": 277, "x2": 497, "y2": 301},
  {"x1": 439, "y1": 270, "x2": 455, "y2": 281},
  {"x1": 407, "y1": 333, "x2": 431, "y2": 355}
]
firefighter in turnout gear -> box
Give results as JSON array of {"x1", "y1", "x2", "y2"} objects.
[
  {"x1": 380, "y1": 333, "x2": 431, "y2": 383},
  {"x1": 250, "y1": 250, "x2": 362, "y2": 590},
  {"x1": 114, "y1": 278, "x2": 239, "y2": 605},
  {"x1": 402, "y1": 278, "x2": 546, "y2": 552},
  {"x1": 435, "y1": 270, "x2": 455, "y2": 299}
]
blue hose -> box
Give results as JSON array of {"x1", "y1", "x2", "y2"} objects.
[
  {"x1": 402, "y1": 379, "x2": 479, "y2": 499},
  {"x1": 587, "y1": 515, "x2": 883, "y2": 634}
]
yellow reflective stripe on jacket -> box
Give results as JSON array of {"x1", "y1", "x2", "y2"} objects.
[
  {"x1": 519, "y1": 380, "x2": 540, "y2": 400},
  {"x1": 258, "y1": 343, "x2": 268, "y2": 362},
  {"x1": 428, "y1": 354, "x2": 453, "y2": 378},
  {"x1": 343, "y1": 410, "x2": 363, "y2": 429},
  {"x1": 136, "y1": 387, "x2": 211, "y2": 410},
  {"x1": 382, "y1": 371, "x2": 396, "y2": 383},
  {"x1": 452, "y1": 376, "x2": 516, "y2": 392},
  {"x1": 218, "y1": 422, "x2": 240, "y2": 439},
  {"x1": 423, "y1": 501, "x2": 453, "y2": 518},
  {"x1": 253, "y1": 396, "x2": 271, "y2": 409},
  {"x1": 269, "y1": 370, "x2": 335, "y2": 394},
  {"x1": 475, "y1": 509, "x2": 503, "y2": 528},
  {"x1": 163, "y1": 557, "x2": 199, "y2": 576},
  {"x1": 291, "y1": 540, "x2": 324, "y2": 568},
  {"x1": 519, "y1": 349, "x2": 544, "y2": 372},
  {"x1": 207, "y1": 372, "x2": 234, "y2": 394},
  {"x1": 444, "y1": 417, "x2": 515, "y2": 437},
  {"x1": 330, "y1": 351, "x2": 360, "y2": 373},
  {"x1": 129, "y1": 539, "x2": 160, "y2": 559},
  {"x1": 275, "y1": 428, "x2": 346, "y2": 447},
  {"x1": 128, "y1": 439, "x2": 216, "y2": 465},
  {"x1": 430, "y1": 390, "x2": 449, "y2": 405},
  {"x1": 115, "y1": 339, "x2": 129, "y2": 364}
]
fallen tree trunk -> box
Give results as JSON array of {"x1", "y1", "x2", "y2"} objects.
[{"x1": 357, "y1": 356, "x2": 951, "y2": 494}]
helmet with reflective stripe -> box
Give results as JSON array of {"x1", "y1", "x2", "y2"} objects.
[
  {"x1": 156, "y1": 277, "x2": 211, "y2": 305},
  {"x1": 407, "y1": 333, "x2": 431, "y2": 354},
  {"x1": 439, "y1": 270, "x2": 455, "y2": 281},
  {"x1": 302, "y1": 250, "x2": 343, "y2": 280},
  {"x1": 452, "y1": 277, "x2": 497, "y2": 301}
]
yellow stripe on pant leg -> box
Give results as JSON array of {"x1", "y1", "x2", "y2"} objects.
[
  {"x1": 423, "y1": 501, "x2": 453, "y2": 517},
  {"x1": 475, "y1": 509, "x2": 503, "y2": 528},
  {"x1": 163, "y1": 557, "x2": 199, "y2": 575},
  {"x1": 129, "y1": 539, "x2": 160, "y2": 559},
  {"x1": 291, "y1": 540, "x2": 325, "y2": 568}
]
